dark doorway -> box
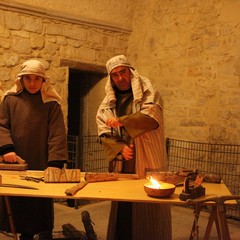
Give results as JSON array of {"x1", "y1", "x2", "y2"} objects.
[
  {"x1": 67, "y1": 70, "x2": 81, "y2": 136},
  {"x1": 67, "y1": 69, "x2": 105, "y2": 170},
  {"x1": 67, "y1": 69, "x2": 105, "y2": 136}
]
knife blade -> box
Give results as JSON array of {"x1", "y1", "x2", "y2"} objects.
[{"x1": 0, "y1": 184, "x2": 38, "y2": 190}]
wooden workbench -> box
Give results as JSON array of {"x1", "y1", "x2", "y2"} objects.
[
  {"x1": 0, "y1": 170, "x2": 235, "y2": 204},
  {"x1": 0, "y1": 170, "x2": 237, "y2": 240}
]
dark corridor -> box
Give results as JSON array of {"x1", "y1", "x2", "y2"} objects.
[
  {"x1": 67, "y1": 69, "x2": 105, "y2": 171},
  {"x1": 67, "y1": 69, "x2": 105, "y2": 136}
]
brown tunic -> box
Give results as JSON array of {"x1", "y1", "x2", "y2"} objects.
[{"x1": 0, "y1": 90, "x2": 68, "y2": 235}]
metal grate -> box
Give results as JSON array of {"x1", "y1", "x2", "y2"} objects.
[
  {"x1": 166, "y1": 138, "x2": 240, "y2": 219},
  {"x1": 67, "y1": 135, "x2": 79, "y2": 169},
  {"x1": 67, "y1": 135, "x2": 240, "y2": 219},
  {"x1": 67, "y1": 135, "x2": 107, "y2": 172},
  {"x1": 79, "y1": 135, "x2": 108, "y2": 172}
]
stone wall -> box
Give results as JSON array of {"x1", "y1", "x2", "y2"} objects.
[
  {"x1": 0, "y1": 0, "x2": 240, "y2": 145},
  {"x1": 0, "y1": 0, "x2": 132, "y2": 128},
  {"x1": 13, "y1": 0, "x2": 134, "y2": 27},
  {"x1": 127, "y1": 0, "x2": 240, "y2": 144}
]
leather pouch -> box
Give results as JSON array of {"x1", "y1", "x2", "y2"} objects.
[{"x1": 44, "y1": 167, "x2": 81, "y2": 183}]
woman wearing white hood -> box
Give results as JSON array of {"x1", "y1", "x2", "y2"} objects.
[{"x1": 0, "y1": 59, "x2": 68, "y2": 240}]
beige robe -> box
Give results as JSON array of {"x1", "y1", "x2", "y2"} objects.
[{"x1": 96, "y1": 70, "x2": 172, "y2": 240}]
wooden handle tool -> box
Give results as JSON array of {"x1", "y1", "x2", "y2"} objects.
[
  {"x1": 65, "y1": 173, "x2": 118, "y2": 196},
  {"x1": 65, "y1": 172, "x2": 139, "y2": 196},
  {"x1": 65, "y1": 181, "x2": 88, "y2": 196},
  {"x1": 85, "y1": 172, "x2": 139, "y2": 182},
  {"x1": 0, "y1": 155, "x2": 25, "y2": 164},
  {"x1": 0, "y1": 156, "x2": 28, "y2": 170}
]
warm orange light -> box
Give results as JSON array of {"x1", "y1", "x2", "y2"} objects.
[{"x1": 147, "y1": 176, "x2": 161, "y2": 189}]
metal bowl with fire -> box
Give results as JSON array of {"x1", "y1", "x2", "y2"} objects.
[{"x1": 144, "y1": 175, "x2": 176, "y2": 198}]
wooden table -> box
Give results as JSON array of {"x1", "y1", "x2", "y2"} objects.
[{"x1": 0, "y1": 170, "x2": 237, "y2": 240}]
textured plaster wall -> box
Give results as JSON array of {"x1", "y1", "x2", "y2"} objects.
[{"x1": 127, "y1": 0, "x2": 240, "y2": 144}]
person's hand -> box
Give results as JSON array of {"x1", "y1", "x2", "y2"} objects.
[
  {"x1": 121, "y1": 144, "x2": 134, "y2": 160},
  {"x1": 106, "y1": 117, "x2": 123, "y2": 128},
  {"x1": 3, "y1": 152, "x2": 17, "y2": 163}
]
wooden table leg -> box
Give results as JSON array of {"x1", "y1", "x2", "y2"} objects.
[
  {"x1": 191, "y1": 204, "x2": 230, "y2": 240},
  {"x1": 203, "y1": 204, "x2": 230, "y2": 240},
  {"x1": 189, "y1": 204, "x2": 201, "y2": 240},
  {"x1": 188, "y1": 195, "x2": 240, "y2": 240},
  {"x1": 216, "y1": 203, "x2": 230, "y2": 240},
  {"x1": 4, "y1": 196, "x2": 17, "y2": 240},
  {"x1": 203, "y1": 206, "x2": 219, "y2": 240}
]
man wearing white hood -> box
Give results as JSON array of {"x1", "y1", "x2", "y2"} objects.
[
  {"x1": 96, "y1": 55, "x2": 172, "y2": 240},
  {"x1": 0, "y1": 59, "x2": 68, "y2": 240}
]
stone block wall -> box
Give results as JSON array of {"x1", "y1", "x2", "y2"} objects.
[
  {"x1": 1, "y1": 0, "x2": 240, "y2": 145},
  {"x1": 127, "y1": 0, "x2": 240, "y2": 144},
  {"x1": 0, "y1": 1, "x2": 131, "y2": 128}
]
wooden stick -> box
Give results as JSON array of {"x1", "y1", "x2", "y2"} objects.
[
  {"x1": 4, "y1": 196, "x2": 17, "y2": 240},
  {"x1": 65, "y1": 173, "x2": 139, "y2": 196},
  {"x1": 85, "y1": 172, "x2": 139, "y2": 182}
]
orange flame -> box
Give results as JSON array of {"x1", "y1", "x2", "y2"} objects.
[{"x1": 147, "y1": 176, "x2": 161, "y2": 189}]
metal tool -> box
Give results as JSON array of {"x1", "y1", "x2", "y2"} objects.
[
  {"x1": 0, "y1": 175, "x2": 38, "y2": 190},
  {"x1": 20, "y1": 175, "x2": 44, "y2": 183},
  {"x1": 179, "y1": 175, "x2": 205, "y2": 201}
]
